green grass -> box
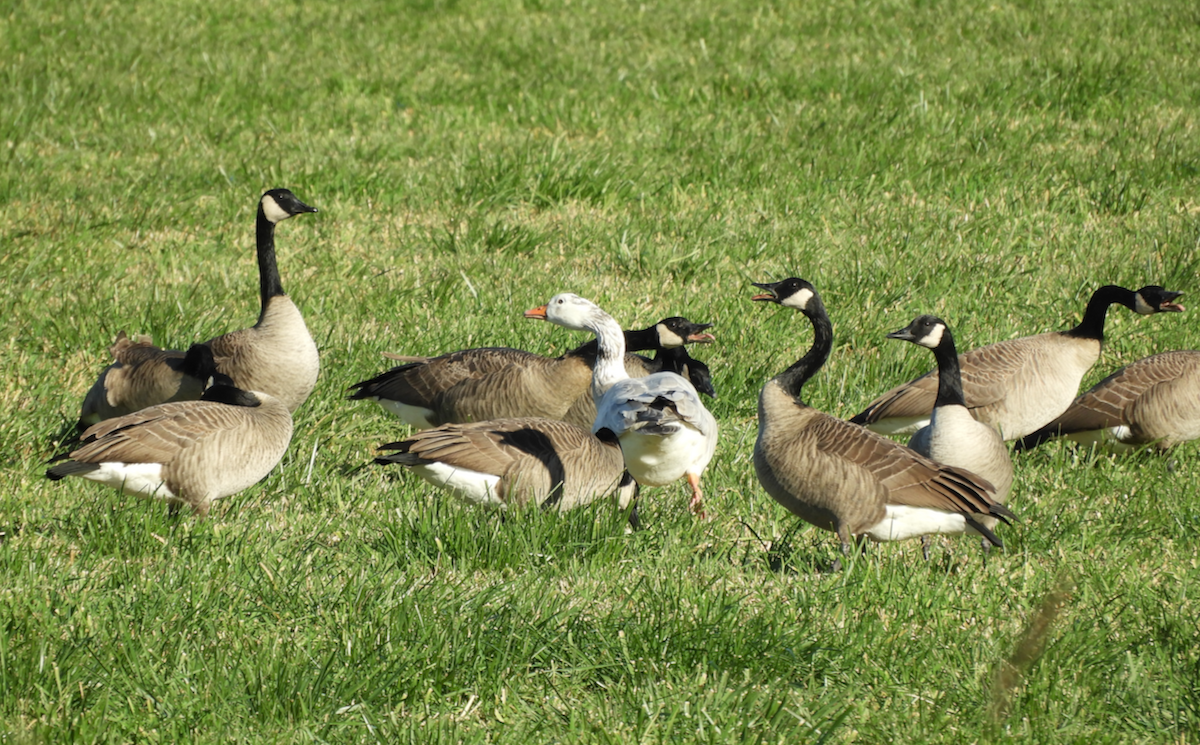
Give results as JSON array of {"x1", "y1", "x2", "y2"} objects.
[{"x1": 3, "y1": 0, "x2": 1200, "y2": 740}]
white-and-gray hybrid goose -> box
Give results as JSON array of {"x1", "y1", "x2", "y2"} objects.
[
  {"x1": 751, "y1": 278, "x2": 1014, "y2": 556},
  {"x1": 851, "y1": 285, "x2": 1185, "y2": 439},
  {"x1": 524, "y1": 294, "x2": 718, "y2": 517},
  {"x1": 48, "y1": 385, "x2": 294, "y2": 516}
]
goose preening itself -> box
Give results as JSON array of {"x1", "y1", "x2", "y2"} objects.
[
  {"x1": 751, "y1": 278, "x2": 1014, "y2": 555},
  {"x1": 349, "y1": 317, "x2": 716, "y2": 430},
  {"x1": 886, "y1": 315, "x2": 1014, "y2": 552},
  {"x1": 374, "y1": 418, "x2": 638, "y2": 516},
  {"x1": 1016, "y1": 350, "x2": 1200, "y2": 453},
  {"x1": 202, "y1": 188, "x2": 320, "y2": 413},
  {"x1": 524, "y1": 294, "x2": 718, "y2": 517},
  {"x1": 78, "y1": 332, "x2": 225, "y2": 429},
  {"x1": 48, "y1": 386, "x2": 294, "y2": 517},
  {"x1": 851, "y1": 285, "x2": 1185, "y2": 440}
]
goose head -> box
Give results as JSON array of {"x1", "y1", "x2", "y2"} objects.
[
  {"x1": 260, "y1": 188, "x2": 319, "y2": 225},
  {"x1": 524, "y1": 293, "x2": 608, "y2": 331},
  {"x1": 750, "y1": 277, "x2": 819, "y2": 313},
  {"x1": 655, "y1": 317, "x2": 715, "y2": 348},
  {"x1": 887, "y1": 315, "x2": 949, "y2": 350},
  {"x1": 1131, "y1": 286, "x2": 1185, "y2": 315}
]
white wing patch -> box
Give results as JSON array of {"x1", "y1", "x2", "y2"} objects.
[
  {"x1": 84, "y1": 462, "x2": 175, "y2": 500},
  {"x1": 411, "y1": 462, "x2": 505, "y2": 509},
  {"x1": 374, "y1": 398, "x2": 437, "y2": 430},
  {"x1": 862, "y1": 504, "x2": 973, "y2": 543}
]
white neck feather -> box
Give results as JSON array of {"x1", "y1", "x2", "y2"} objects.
[{"x1": 588, "y1": 311, "x2": 628, "y2": 399}]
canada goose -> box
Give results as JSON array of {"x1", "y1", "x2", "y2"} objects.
[
  {"x1": 202, "y1": 188, "x2": 320, "y2": 413},
  {"x1": 751, "y1": 278, "x2": 1014, "y2": 555},
  {"x1": 1016, "y1": 350, "x2": 1200, "y2": 452},
  {"x1": 850, "y1": 285, "x2": 1185, "y2": 440},
  {"x1": 524, "y1": 294, "x2": 718, "y2": 516},
  {"x1": 48, "y1": 385, "x2": 294, "y2": 516},
  {"x1": 374, "y1": 418, "x2": 639, "y2": 516},
  {"x1": 349, "y1": 317, "x2": 716, "y2": 430},
  {"x1": 77, "y1": 332, "x2": 226, "y2": 429}
]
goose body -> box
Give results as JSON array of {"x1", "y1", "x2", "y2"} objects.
[
  {"x1": 850, "y1": 285, "x2": 1184, "y2": 439},
  {"x1": 1016, "y1": 350, "x2": 1200, "y2": 452},
  {"x1": 48, "y1": 386, "x2": 294, "y2": 516},
  {"x1": 751, "y1": 278, "x2": 1013, "y2": 553},
  {"x1": 374, "y1": 417, "x2": 637, "y2": 512},
  {"x1": 203, "y1": 189, "x2": 320, "y2": 413},
  {"x1": 350, "y1": 317, "x2": 715, "y2": 429},
  {"x1": 78, "y1": 333, "x2": 223, "y2": 428},
  {"x1": 524, "y1": 294, "x2": 718, "y2": 516}
]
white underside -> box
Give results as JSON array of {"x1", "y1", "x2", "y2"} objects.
[
  {"x1": 411, "y1": 462, "x2": 505, "y2": 509},
  {"x1": 866, "y1": 415, "x2": 931, "y2": 436},
  {"x1": 82, "y1": 462, "x2": 176, "y2": 500},
  {"x1": 619, "y1": 426, "x2": 706, "y2": 486},
  {"x1": 862, "y1": 504, "x2": 977, "y2": 543},
  {"x1": 375, "y1": 398, "x2": 436, "y2": 430}
]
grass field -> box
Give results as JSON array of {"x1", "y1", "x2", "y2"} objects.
[{"x1": 3, "y1": 0, "x2": 1200, "y2": 741}]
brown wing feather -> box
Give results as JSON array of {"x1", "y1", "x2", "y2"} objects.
[
  {"x1": 71, "y1": 400, "x2": 261, "y2": 465},
  {"x1": 1054, "y1": 351, "x2": 1200, "y2": 433}
]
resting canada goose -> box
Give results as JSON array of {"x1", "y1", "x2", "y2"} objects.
[
  {"x1": 78, "y1": 332, "x2": 225, "y2": 429},
  {"x1": 851, "y1": 285, "x2": 1185, "y2": 440},
  {"x1": 751, "y1": 278, "x2": 1014, "y2": 555},
  {"x1": 374, "y1": 418, "x2": 639, "y2": 516},
  {"x1": 202, "y1": 188, "x2": 320, "y2": 413},
  {"x1": 349, "y1": 317, "x2": 716, "y2": 430},
  {"x1": 525, "y1": 294, "x2": 718, "y2": 516},
  {"x1": 48, "y1": 385, "x2": 294, "y2": 516},
  {"x1": 1016, "y1": 350, "x2": 1200, "y2": 452},
  {"x1": 887, "y1": 315, "x2": 1014, "y2": 554}
]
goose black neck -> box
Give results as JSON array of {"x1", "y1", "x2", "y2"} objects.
[
  {"x1": 569, "y1": 325, "x2": 658, "y2": 358},
  {"x1": 930, "y1": 334, "x2": 966, "y2": 409},
  {"x1": 776, "y1": 297, "x2": 833, "y2": 401},
  {"x1": 256, "y1": 205, "x2": 286, "y2": 320},
  {"x1": 1064, "y1": 285, "x2": 1134, "y2": 341}
]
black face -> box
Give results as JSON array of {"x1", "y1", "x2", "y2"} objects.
[
  {"x1": 1135, "y1": 285, "x2": 1185, "y2": 313},
  {"x1": 750, "y1": 277, "x2": 815, "y2": 304},
  {"x1": 657, "y1": 317, "x2": 715, "y2": 345},
  {"x1": 686, "y1": 357, "x2": 717, "y2": 398},
  {"x1": 263, "y1": 188, "x2": 319, "y2": 216},
  {"x1": 887, "y1": 314, "x2": 945, "y2": 342}
]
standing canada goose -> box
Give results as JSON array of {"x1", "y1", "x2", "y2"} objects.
[
  {"x1": 850, "y1": 285, "x2": 1185, "y2": 440},
  {"x1": 886, "y1": 315, "x2": 1015, "y2": 553},
  {"x1": 48, "y1": 385, "x2": 294, "y2": 516},
  {"x1": 374, "y1": 418, "x2": 639, "y2": 517},
  {"x1": 202, "y1": 188, "x2": 320, "y2": 413},
  {"x1": 349, "y1": 317, "x2": 716, "y2": 430},
  {"x1": 1016, "y1": 350, "x2": 1200, "y2": 452},
  {"x1": 77, "y1": 332, "x2": 226, "y2": 429},
  {"x1": 751, "y1": 278, "x2": 1014, "y2": 556},
  {"x1": 524, "y1": 294, "x2": 718, "y2": 517}
]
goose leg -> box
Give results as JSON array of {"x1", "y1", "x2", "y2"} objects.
[
  {"x1": 686, "y1": 472, "x2": 706, "y2": 519},
  {"x1": 922, "y1": 534, "x2": 933, "y2": 561}
]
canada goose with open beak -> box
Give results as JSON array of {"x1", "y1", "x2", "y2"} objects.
[
  {"x1": 349, "y1": 317, "x2": 716, "y2": 430},
  {"x1": 525, "y1": 294, "x2": 718, "y2": 517},
  {"x1": 374, "y1": 418, "x2": 639, "y2": 518},
  {"x1": 851, "y1": 285, "x2": 1185, "y2": 440},
  {"x1": 751, "y1": 279, "x2": 1013, "y2": 556},
  {"x1": 77, "y1": 332, "x2": 225, "y2": 429},
  {"x1": 202, "y1": 188, "x2": 320, "y2": 413},
  {"x1": 48, "y1": 385, "x2": 293, "y2": 517},
  {"x1": 1016, "y1": 350, "x2": 1200, "y2": 452}
]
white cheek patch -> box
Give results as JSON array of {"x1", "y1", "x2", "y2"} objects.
[
  {"x1": 918, "y1": 324, "x2": 945, "y2": 349},
  {"x1": 261, "y1": 194, "x2": 291, "y2": 224},
  {"x1": 84, "y1": 462, "x2": 175, "y2": 500},
  {"x1": 782, "y1": 288, "x2": 813, "y2": 310},
  {"x1": 1133, "y1": 295, "x2": 1155, "y2": 315},
  {"x1": 657, "y1": 324, "x2": 686, "y2": 348}
]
